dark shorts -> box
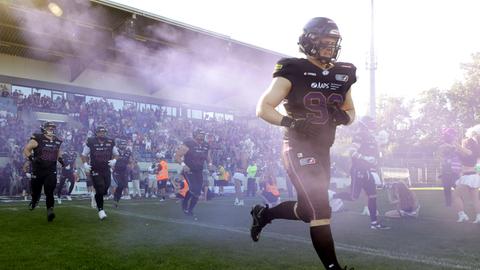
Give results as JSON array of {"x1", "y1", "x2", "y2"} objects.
[
  {"x1": 350, "y1": 166, "x2": 377, "y2": 199},
  {"x1": 282, "y1": 139, "x2": 331, "y2": 222},
  {"x1": 157, "y1": 180, "x2": 167, "y2": 189}
]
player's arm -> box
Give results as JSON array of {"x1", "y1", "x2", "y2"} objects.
[
  {"x1": 174, "y1": 144, "x2": 189, "y2": 164},
  {"x1": 111, "y1": 146, "x2": 119, "y2": 160},
  {"x1": 340, "y1": 88, "x2": 356, "y2": 125},
  {"x1": 256, "y1": 77, "x2": 291, "y2": 126},
  {"x1": 57, "y1": 147, "x2": 66, "y2": 167},
  {"x1": 207, "y1": 149, "x2": 213, "y2": 167},
  {"x1": 80, "y1": 144, "x2": 92, "y2": 172},
  {"x1": 23, "y1": 139, "x2": 38, "y2": 160}
]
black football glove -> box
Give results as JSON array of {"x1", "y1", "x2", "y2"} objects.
[
  {"x1": 328, "y1": 105, "x2": 350, "y2": 126},
  {"x1": 281, "y1": 116, "x2": 320, "y2": 137}
]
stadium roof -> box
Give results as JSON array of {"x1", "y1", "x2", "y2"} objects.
[{"x1": 0, "y1": 0, "x2": 286, "y2": 109}]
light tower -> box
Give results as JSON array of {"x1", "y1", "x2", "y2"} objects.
[{"x1": 368, "y1": 0, "x2": 377, "y2": 117}]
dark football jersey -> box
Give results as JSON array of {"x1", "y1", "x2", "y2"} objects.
[
  {"x1": 351, "y1": 129, "x2": 379, "y2": 168},
  {"x1": 273, "y1": 57, "x2": 357, "y2": 146},
  {"x1": 184, "y1": 137, "x2": 209, "y2": 172},
  {"x1": 87, "y1": 137, "x2": 115, "y2": 171},
  {"x1": 31, "y1": 133, "x2": 62, "y2": 170},
  {"x1": 62, "y1": 151, "x2": 77, "y2": 174},
  {"x1": 114, "y1": 149, "x2": 131, "y2": 172}
]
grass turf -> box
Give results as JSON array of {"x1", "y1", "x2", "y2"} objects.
[{"x1": 0, "y1": 190, "x2": 479, "y2": 270}]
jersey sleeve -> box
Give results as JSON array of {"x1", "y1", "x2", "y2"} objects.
[
  {"x1": 183, "y1": 138, "x2": 195, "y2": 149},
  {"x1": 337, "y1": 62, "x2": 357, "y2": 89},
  {"x1": 272, "y1": 58, "x2": 296, "y2": 83}
]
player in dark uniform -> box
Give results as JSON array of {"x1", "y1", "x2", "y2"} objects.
[
  {"x1": 253, "y1": 18, "x2": 356, "y2": 270},
  {"x1": 56, "y1": 147, "x2": 77, "y2": 203},
  {"x1": 81, "y1": 125, "x2": 118, "y2": 220},
  {"x1": 113, "y1": 139, "x2": 132, "y2": 208},
  {"x1": 174, "y1": 129, "x2": 212, "y2": 217},
  {"x1": 23, "y1": 122, "x2": 65, "y2": 222},
  {"x1": 334, "y1": 116, "x2": 390, "y2": 230}
]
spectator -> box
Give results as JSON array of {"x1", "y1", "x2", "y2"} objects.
[{"x1": 384, "y1": 181, "x2": 420, "y2": 218}]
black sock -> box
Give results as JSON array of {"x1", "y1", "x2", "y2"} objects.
[
  {"x1": 368, "y1": 197, "x2": 377, "y2": 222},
  {"x1": 310, "y1": 225, "x2": 341, "y2": 269},
  {"x1": 188, "y1": 196, "x2": 199, "y2": 212},
  {"x1": 182, "y1": 192, "x2": 191, "y2": 210},
  {"x1": 95, "y1": 194, "x2": 104, "y2": 210},
  {"x1": 264, "y1": 201, "x2": 299, "y2": 223}
]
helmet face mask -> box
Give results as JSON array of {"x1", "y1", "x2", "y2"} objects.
[
  {"x1": 193, "y1": 129, "x2": 206, "y2": 143},
  {"x1": 298, "y1": 17, "x2": 342, "y2": 64},
  {"x1": 41, "y1": 122, "x2": 56, "y2": 136},
  {"x1": 95, "y1": 126, "x2": 107, "y2": 139}
]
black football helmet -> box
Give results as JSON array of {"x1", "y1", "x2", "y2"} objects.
[
  {"x1": 193, "y1": 128, "x2": 206, "y2": 142},
  {"x1": 298, "y1": 17, "x2": 342, "y2": 63},
  {"x1": 95, "y1": 125, "x2": 107, "y2": 138},
  {"x1": 41, "y1": 121, "x2": 56, "y2": 135},
  {"x1": 117, "y1": 139, "x2": 127, "y2": 149}
]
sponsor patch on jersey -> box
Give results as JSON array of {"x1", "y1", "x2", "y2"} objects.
[
  {"x1": 299, "y1": 157, "x2": 317, "y2": 166},
  {"x1": 335, "y1": 74, "x2": 349, "y2": 82},
  {"x1": 311, "y1": 82, "x2": 330, "y2": 89},
  {"x1": 303, "y1": 72, "x2": 317, "y2": 76},
  {"x1": 274, "y1": 63, "x2": 283, "y2": 71}
]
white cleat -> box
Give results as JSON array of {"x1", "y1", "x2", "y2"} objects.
[
  {"x1": 361, "y1": 206, "x2": 370, "y2": 216},
  {"x1": 66, "y1": 195, "x2": 72, "y2": 201},
  {"x1": 98, "y1": 210, "x2": 107, "y2": 220},
  {"x1": 57, "y1": 198, "x2": 62, "y2": 204},
  {"x1": 472, "y1": 214, "x2": 480, "y2": 224},
  {"x1": 457, "y1": 213, "x2": 470, "y2": 223},
  {"x1": 91, "y1": 197, "x2": 97, "y2": 209}
]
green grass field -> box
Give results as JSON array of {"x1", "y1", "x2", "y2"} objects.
[{"x1": 1, "y1": 190, "x2": 479, "y2": 270}]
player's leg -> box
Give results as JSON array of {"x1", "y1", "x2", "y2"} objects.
[
  {"x1": 57, "y1": 175, "x2": 66, "y2": 200},
  {"x1": 44, "y1": 172, "x2": 57, "y2": 221},
  {"x1": 67, "y1": 174, "x2": 75, "y2": 199},
  {"x1": 186, "y1": 171, "x2": 202, "y2": 214},
  {"x1": 29, "y1": 173, "x2": 42, "y2": 210},
  {"x1": 113, "y1": 173, "x2": 124, "y2": 204}
]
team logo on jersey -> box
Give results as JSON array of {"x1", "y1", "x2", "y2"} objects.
[
  {"x1": 299, "y1": 157, "x2": 317, "y2": 166},
  {"x1": 311, "y1": 82, "x2": 330, "y2": 89},
  {"x1": 303, "y1": 72, "x2": 317, "y2": 76},
  {"x1": 335, "y1": 74, "x2": 349, "y2": 82}
]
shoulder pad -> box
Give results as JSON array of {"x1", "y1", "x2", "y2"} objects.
[
  {"x1": 30, "y1": 133, "x2": 42, "y2": 141},
  {"x1": 87, "y1": 137, "x2": 95, "y2": 145},
  {"x1": 273, "y1": 57, "x2": 299, "y2": 72}
]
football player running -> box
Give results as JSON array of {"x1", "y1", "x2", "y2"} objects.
[
  {"x1": 253, "y1": 17, "x2": 356, "y2": 270},
  {"x1": 334, "y1": 116, "x2": 390, "y2": 230},
  {"x1": 81, "y1": 125, "x2": 118, "y2": 220},
  {"x1": 23, "y1": 122, "x2": 65, "y2": 222}
]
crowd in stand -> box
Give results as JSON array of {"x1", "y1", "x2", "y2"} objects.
[{"x1": 0, "y1": 89, "x2": 284, "y2": 196}]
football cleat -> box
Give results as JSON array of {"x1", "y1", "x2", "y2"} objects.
[
  {"x1": 370, "y1": 222, "x2": 390, "y2": 230},
  {"x1": 47, "y1": 208, "x2": 55, "y2": 222},
  {"x1": 250, "y1": 205, "x2": 270, "y2": 242},
  {"x1": 28, "y1": 201, "x2": 38, "y2": 211},
  {"x1": 457, "y1": 212, "x2": 469, "y2": 223},
  {"x1": 57, "y1": 197, "x2": 62, "y2": 204},
  {"x1": 98, "y1": 210, "x2": 107, "y2": 220},
  {"x1": 66, "y1": 195, "x2": 72, "y2": 201}
]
